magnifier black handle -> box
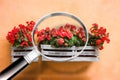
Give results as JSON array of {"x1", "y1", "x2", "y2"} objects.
[
  {"x1": 0, "y1": 50, "x2": 39, "y2": 80},
  {"x1": 0, "y1": 57, "x2": 29, "y2": 80}
]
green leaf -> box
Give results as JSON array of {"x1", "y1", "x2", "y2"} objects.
[
  {"x1": 75, "y1": 40, "x2": 80, "y2": 46},
  {"x1": 14, "y1": 42, "x2": 20, "y2": 48},
  {"x1": 65, "y1": 38, "x2": 69, "y2": 43},
  {"x1": 18, "y1": 39, "x2": 22, "y2": 43},
  {"x1": 50, "y1": 38, "x2": 57, "y2": 46},
  {"x1": 24, "y1": 37, "x2": 28, "y2": 41},
  {"x1": 68, "y1": 39, "x2": 74, "y2": 47}
]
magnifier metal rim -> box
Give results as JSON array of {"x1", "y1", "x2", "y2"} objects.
[{"x1": 32, "y1": 12, "x2": 89, "y2": 62}]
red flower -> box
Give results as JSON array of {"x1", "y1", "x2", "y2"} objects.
[
  {"x1": 20, "y1": 41, "x2": 28, "y2": 47},
  {"x1": 45, "y1": 27, "x2": 50, "y2": 32},
  {"x1": 101, "y1": 37, "x2": 106, "y2": 42},
  {"x1": 26, "y1": 21, "x2": 35, "y2": 31},
  {"x1": 98, "y1": 27, "x2": 106, "y2": 35},
  {"x1": 47, "y1": 35, "x2": 51, "y2": 41},
  {"x1": 96, "y1": 39, "x2": 102, "y2": 45},
  {"x1": 71, "y1": 25, "x2": 76, "y2": 31},
  {"x1": 92, "y1": 23, "x2": 98, "y2": 29},
  {"x1": 78, "y1": 31, "x2": 85, "y2": 38},
  {"x1": 78, "y1": 27, "x2": 83, "y2": 32},
  {"x1": 66, "y1": 30, "x2": 73, "y2": 39},
  {"x1": 19, "y1": 24, "x2": 27, "y2": 33},
  {"x1": 99, "y1": 46, "x2": 104, "y2": 50},
  {"x1": 106, "y1": 38, "x2": 110, "y2": 43},
  {"x1": 101, "y1": 37, "x2": 110, "y2": 43},
  {"x1": 59, "y1": 26, "x2": 64, "y2": 31},
  {"x1": 28, "y1": 25, "x2": 33, "y2": 31},
  {"x1": 38, "y1": 35, "x2": 45, "y2": 41},
  {"x1": 26, "y1": 34, "x2": 32, "y2": 42},
  {"x1": 19, "y1": 24, "x2": 26, "y2": 30},
  {"x1": 12, "y1": 27, "x2": 19, "y2": 34},
  {"x1": 30, "y1": 21, "x2": 35, "y2": 25},
  {"x1": 37, "y1": 29, "x2": 45, "y2": 36},
  {"x1": 15, "y1": 34, "x2": 18, "y2": 39},
  {"x1": 58, "y1": 30, "x2": 63, "y2": 37},
  {"x1": 6, "y1": 32, "x2": 15, "y2": 44},
  {"x1": 58, "y1": 38, "x2": 64, "y2": 45},
  {"x1": 79, "y1": 33, "x2": 82, "y2": 38},
  {"x1": 50, "y1": 28, "x2": 58, "y2": 37},
  {"x1": 64, "y1": 23, "x2": 71, "y2": 29},
  {"x1": 82, "y1": 37, "x2": 86, "y2": 42}
]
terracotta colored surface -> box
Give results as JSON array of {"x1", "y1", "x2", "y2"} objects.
[{"x1": 0, "y1": 0, "x2": 120, "y2": 80}]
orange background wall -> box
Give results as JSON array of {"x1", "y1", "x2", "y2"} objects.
[{"x1": 0, "y1": 0, "x2": 120, "y2": 80}]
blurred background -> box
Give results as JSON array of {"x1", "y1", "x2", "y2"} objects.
[{"x1": 0, "y1": 0, "x2": 120, "y2": 80}]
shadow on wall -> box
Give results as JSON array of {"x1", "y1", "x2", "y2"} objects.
[
  {"x1": 14, "y1": 57, "x2": 92, "y2": 80},
  {"x1": 42, "y1": 61, "x2": 92, "y2": 74},
  {"x1": 40, "y1": 61, "x2": 93, "y2": 80}
]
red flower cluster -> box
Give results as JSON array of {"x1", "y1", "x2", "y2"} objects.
[
  {"x1": 6, "y1": 21, "x2": 35, "y2": 48},
  {"x1": 90, "y1": 23, "x2": 110, "y2": 50},
  {"x1": 37, "y1": 24, "x2": 86, "y2": 47},
  {"x1": 37, "y1": 23, "x2": 110, "y2": 50},
  {"x1": 7, "y1": 21, "x2": 110, "y2": 50}
]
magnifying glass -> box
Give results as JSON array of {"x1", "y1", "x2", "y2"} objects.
[{"x1": 0, "y1": 12, "x2": 89, "y2": 80}]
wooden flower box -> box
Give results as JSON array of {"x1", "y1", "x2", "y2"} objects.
[
  {"x1": 11, "y1": 47, "x2": 38, "y2": 62},
  {"x1": 41, "y1": 45, "x2": 99, "y2": 62}
]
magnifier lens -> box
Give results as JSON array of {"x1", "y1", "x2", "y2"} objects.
[{"x1": 32, "y1": 12, "x2": 88, "y2": 61}]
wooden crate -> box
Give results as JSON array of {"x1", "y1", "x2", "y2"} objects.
[
  {"x1": 41, "y1": 45, "x2": 99, "y2": 62},
  {"x1": 11, "y1": 47, "x2": 38, "y2": 62}
]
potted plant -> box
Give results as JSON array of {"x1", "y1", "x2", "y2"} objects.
[
  {"x1": 6, "y1": 21, "x2": 38, "y2": 62},
  {"x1": 37, "y1": 23, "x2": 110, "y2": 61}
]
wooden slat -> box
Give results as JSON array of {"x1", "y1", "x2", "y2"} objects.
[
  {"x1": 41, "y1": 45, "x2": 97, "y2": 50},
  {"x1": 42, "y1": 56, "x2": 99, "y2": 62},
  {"x1": 41, "y1": 45, "x2": 99, "y2": 62},
  {"x1": 41, "y1": 51, "x2": 98, "y2": 56},
  {"x1": 11, "y1": 47, "x2": 38, "y2": 62}
]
